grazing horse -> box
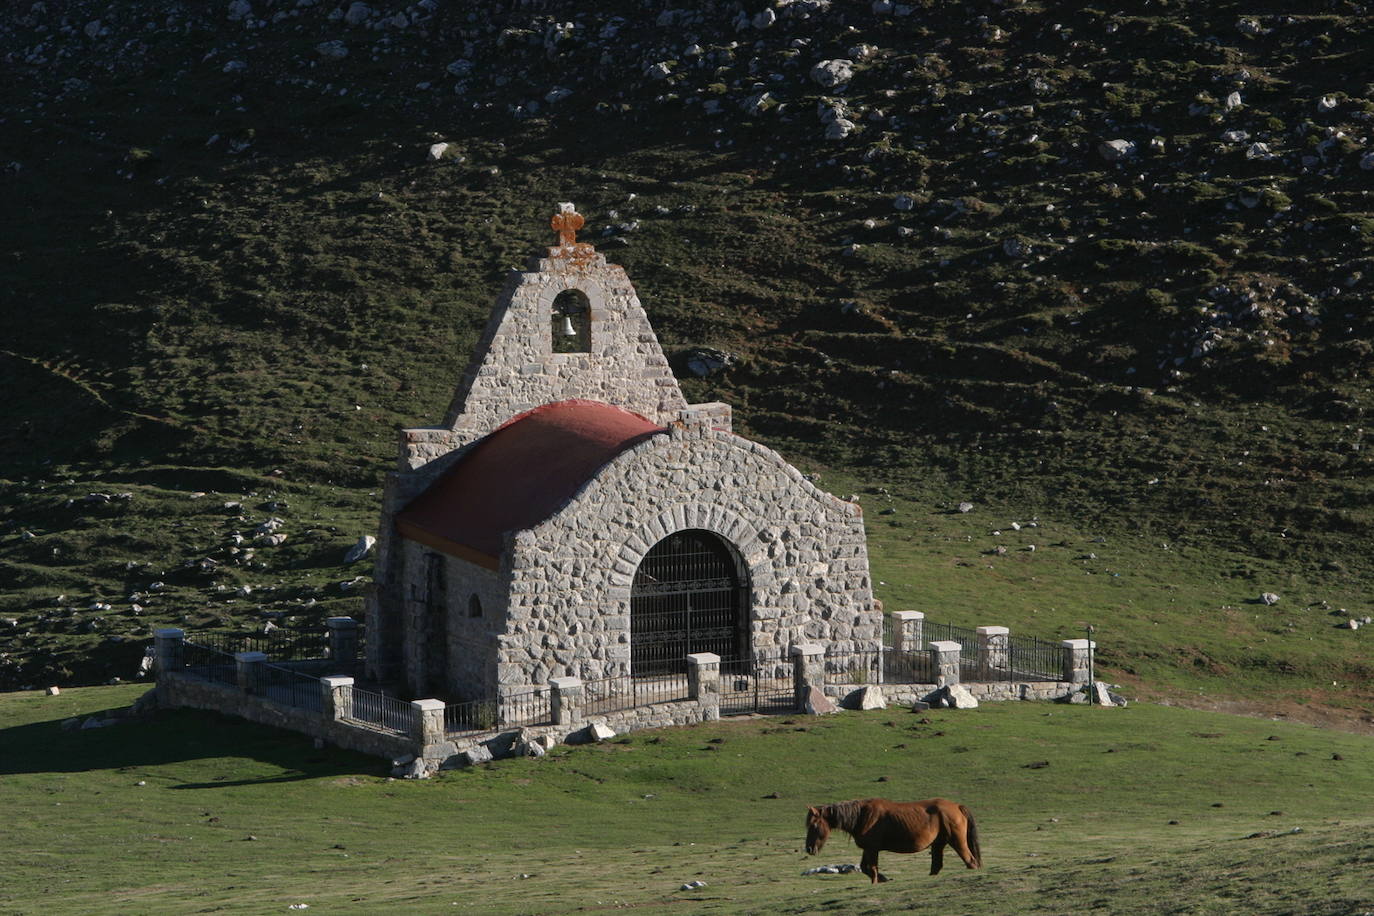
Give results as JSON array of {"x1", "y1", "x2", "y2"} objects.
[{"x1": 805, "y1": 798, "x2": 982, "y2": 884}]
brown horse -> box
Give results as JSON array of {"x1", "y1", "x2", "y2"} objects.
[{"x1": 805, "y1": 798, "x2": 982, "y2": 884}]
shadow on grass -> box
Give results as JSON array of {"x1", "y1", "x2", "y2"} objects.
[{"x1": 0, "y1": 706, "x2": 380, "y2": 782}]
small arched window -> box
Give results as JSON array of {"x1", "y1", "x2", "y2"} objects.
[
  {"x1": 551, "y1": 288, "x2": 591, "y2": 354},
  {"x1": 468, "y1": 594, "x2": 483, "y2": 618}
]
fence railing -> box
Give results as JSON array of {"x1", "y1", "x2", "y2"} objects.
[
  {"x1": 254, "y1": 662, "x2": 323, "y2": 711},
  {"x1": 882, "y1": 645, "x2": 937, "y2": 684},
  {"x1": 348, "y1": 687, "x2": 415, "y2": 736},
  {"x1": 187, "y1": 628, "x2": 331, "y2": 662},
  {"x1": 444, "y1": 685, "x2": 556, "y2": 735},
  {"x1": 823, "y1": 649, "x2": 882, "y2": 687},
  {"x1": 999, "y1": 634, "x2": 1067, "y2": 683},
  {"x1": 180, "y1": 640, "x2": 239, "y2": 686},
  {"x1": 583, "y1": 672, "x2": 692, "y2": 716},
  {"x1": 924, "y1": 621, "x2": 982, "y2": 681},
  {"x1": 720, "y1": 652, "x2": 795, "y2": 716}
]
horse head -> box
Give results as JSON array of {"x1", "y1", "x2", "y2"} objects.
[{"x1": 805, "y1": 806, "x2": 830, "y2": 855}]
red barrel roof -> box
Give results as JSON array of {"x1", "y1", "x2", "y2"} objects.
[{"x1": 395, "y1": 399, "x2": 668, "y2": 567}]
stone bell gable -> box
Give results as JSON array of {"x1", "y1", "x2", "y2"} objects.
[
  {"x1": 365, "y1": 204, "x2": 877, "y2": 700},
  {"x1": 394, "y1": 203, "x2": 718, "y2": 478}
]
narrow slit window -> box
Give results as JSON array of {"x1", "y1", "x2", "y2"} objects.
[
  {"x1": 468, "y1": 594, "x2": 483, "y2": 618},
  {"x1": 551, "y1": 288, "x2": 591, "y2": 353}
]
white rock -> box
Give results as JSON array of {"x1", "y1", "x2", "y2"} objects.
[
  {"x1": 1220, "y1": 129, "x2": 1249, "y2": 143},
  {"x1": 343, "y1": 1, "x2": 371, "y2": 25},
  {"x1": 855, "y1": 685, "x2": 886, "y2": 710},
  {"x1": 222, "y1": 60, "x2": 247, "y2": 73},
  {"x1": 587, "y1": 722, "x2": 616, "y2": 742},
  {"x1": 1317, "y1": 95, "x2": 1338, "y2": 113},
  {"x1": 445, "y1": 59, "x2": 473, "y2": 78},
  {"x1": 1260, "y1": 592, "x2": 1280, "y2": 605},
  {"x1": 1346, "y1": 619, "x2": 1360, "y2": 630},
  {"x1": 46, "y1": 686, "x2": 60, "y2": 696},
  {"x1": 810, "y1": 59, "x2": 855, "y2": 90},
  {"x1": 1225, "y1": 91, "x2": 1242, "y2": 110},
  {"x1": 752, "y1": 8, "x2": 776, "y2": 29},
  {"x1": 1246, "y1": 142, "x2": 1277, "y2": 161},
  {"x1": 315, "y1": 39, "x2": 348, "y2": 59},
  {"x1": 1360, "y1": 152, "x2": 1374, "y2": 171},
  {"x1": 958, "y1": 501, "x2": 974, "y2": 513},
  {"x1": 646, "y1": 61, "x2": 673, "y2": 80},
  {"x1": 893, "y1": 193, "x2": 916, "y2": 211},
  {"x1": 427, "y1": 142, "x2": 449, "y2": 161},
  {"x1": 825, "y1": 118, "x2": 856, "y2": 140},
  {"x1": 344, "y1": 535, "x2": 376, "y2": 563},
  {"x1": 1098, "y1": 139, "x2": 1135, "y2": 162},
  {"x1": 804, "y1": 687, "x2": 837, "y2": 715}
]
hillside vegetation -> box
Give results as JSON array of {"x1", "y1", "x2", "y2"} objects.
[{"x1": 3, "y1": 0, "x2": 1373, "y2": 715}]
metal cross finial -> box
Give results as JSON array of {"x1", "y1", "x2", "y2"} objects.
[{"x1": 551, "y1": 202, "x2": 584, "y2": 247}]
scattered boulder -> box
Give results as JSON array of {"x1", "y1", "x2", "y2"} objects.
[
  {"x1": 315, "y1": 40, "x2": 348, "y2": 60},
  {"x1": 1260, "y1": 592, "x2": 1281, "y2": 605},
  {"x1": 683, "y1": 347, "x2": 735, "y2": 378},
  {"x1": 1360, "y1": 151, "x2": 1374, "y2": 171},
  {"x1": 463, "y1": 744, "x2": 494, "y2": 766},
  {"x1": 809, "y1": 59, "x2": 855, "y2": 90},
  {"x1": 958, "y1": 501, "x2": 974, "y2": 513},
  {"x1": 343, "y1": 2, "x2": 371, "y2": 26},
  {"x1": 46, "y1": 686, "x2": 60, "y2": 696},
  {"x1": 853, "y1": 684, "x2": 886, "y2": 710},
  {"x1": 1098, "y1": 139, "x2": 1135, "y2": 162},
  {"x1": 927, "y1": 684, "x2": 978, "y2": 709},
  {"x1": 344, "y1": 535, "x2": 376, "y2": 563},
  {"x1": 804, "y1": 687, "x2": 838, "y2": 715},
  {"x1": 825, "y1": 118, "x2": 856, "y2": 140},
  {"x1": 586, "y1": 721, "x2": 616, "y2": 742}
]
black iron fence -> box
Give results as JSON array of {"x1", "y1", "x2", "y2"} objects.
[
  {"x1": 180, "y1": 640, "x2": 238, "y2": 686},
  {"x1": 720, "y1": 652, "x2": 796, "y2": 716},
  {"x1": 253, "y1": 662, "x2": 323, "y2": 711},
  {"x1": 349, "y1": 686, "x2": 415, "y2": 736},
  {"x1": 583, "y1": 672, "x2": 692, "y2": 717}
]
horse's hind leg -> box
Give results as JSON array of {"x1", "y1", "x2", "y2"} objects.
[
  {"x1": 950, "y1": 825, "x2": 979, "y2": 869},
  {"x1": 860, "y1": 849, "x2": 888, "y2": 884},
  {"x1": 929, "y1": 838, "x2": 946, "y2": 876}
]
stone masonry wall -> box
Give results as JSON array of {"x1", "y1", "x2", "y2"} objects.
[{"x1": 497, "y1": 421, "x2": 879, "y2": 692}]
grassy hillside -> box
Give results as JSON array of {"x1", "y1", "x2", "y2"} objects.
[
  {"x1": 3, "y1": 685, "x2": 1372, "y2": 914},
  {"x1": 2, "y1": 1, "x2": 1373, "y2": 714}
]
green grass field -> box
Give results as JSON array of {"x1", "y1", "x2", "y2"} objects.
[{"x1": 3, "y1": 685, "x2": 1371, "y2": 915}]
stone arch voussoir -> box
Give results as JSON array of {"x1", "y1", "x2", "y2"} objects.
[{"x1": 608, "y1": 503, "x2": 774, "y2": 591}]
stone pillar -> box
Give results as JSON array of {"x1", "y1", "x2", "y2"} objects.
[
  {"x1": 1061, "y1": 639, "x2": 1096, "y2": 684},
  {"x1": 891, "y1": 611, "x2": 924, "y2": 653},
  {"x1": 153, "y1": 628, "x2": 185, "y2": 675},
  {"x1": 686, "y1": 653, "x2": 721, "y2": 721},
  {"x1": 977, "y1": 626, "x2": 1010, "y2": 678},
  {"x1": 326, "y1": 617, "x2": 360, "y2": 666},
  {"x1": 550, "y1": 676, "x2": 584, "y2": 726},
  {"x1": 929, "y1": 640, "x2": 961, "y2": 685},
  {"x1": 411, "y1": 698, "x2": 446, "y2": 747},
  {"x1": 321, "y1": 675, "x2": 354, "y2": 721},
  {"x1": 791, "y1": 643, "x2": 825, "y2": 707},
  {"x1": 235, "y1": 651, "x2": 267, "y2": 694}
]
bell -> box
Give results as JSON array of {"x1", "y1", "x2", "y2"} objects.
[{"x1": 561, "y1": 315, "x2": 577, "y2": 337}]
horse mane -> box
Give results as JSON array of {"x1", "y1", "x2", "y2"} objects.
[{"x1": 825, "y1": 800, "x2": 864, "y2": 834}]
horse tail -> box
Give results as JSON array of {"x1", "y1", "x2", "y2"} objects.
[{"x1": 959, "y1": 804, "x2": 982, "y2": 868}]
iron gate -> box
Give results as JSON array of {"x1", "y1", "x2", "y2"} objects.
[
  {"x1": 631, "y1": 529, "x2": 749, "y2": 676},
  {"x1": 719, "y1": 652, "x2": 798, "y2": 716}
]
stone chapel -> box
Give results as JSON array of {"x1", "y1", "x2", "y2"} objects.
[{"x1": 364, "y1": 205, "x2": 880, "y2": 701}]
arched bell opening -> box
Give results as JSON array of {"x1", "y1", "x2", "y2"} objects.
[
  {"x1": 630, "y1": 529, "x2": 750, "y2": 676},
  {"x1": 551, "y1": 288, "x2": 591, "y2": 354}
]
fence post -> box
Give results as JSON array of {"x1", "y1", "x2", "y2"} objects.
[
  {"x1": 235, "y1": 651, "x2": 267, "y2": 694},
  {"x1": 411, "y1": 698, "x2": 446, "y2": 747},
  {"x1": 1061, "y1": 639, "x2": 1096, "y2": 684},
  {"x1": 153, "y1": 628, "x2": 185, "y2": 675},
  {"x1": 686, "y1": 653, "x2": 721, "y2": 721},
  {"x1": 550, "y1": 676, "x2": 584, "y2": 726},
  {"x1": 892, "y1": 611, "x2": 924, "y2": 652},
  {"x1": 321, "y1": 675, "x2": 354, "y2": 721},
  {"x1": 326, "y1": 617, "x2": 360, "y2": 666},
  {"x1": 929, "y1": 640, "x2": 961, "y2": 685},
  {"x1": 791, "y1": 643, "x2": 825, "y2": 707},
  {"x1": 976, "y1": 626, "x2": 1010, "y2": 680}
]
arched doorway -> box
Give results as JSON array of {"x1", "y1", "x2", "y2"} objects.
[{"x1": 631, "y1": 529, "x2": 750, "y2": 676}]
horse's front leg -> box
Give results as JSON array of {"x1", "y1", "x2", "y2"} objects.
[
  {"x1": 929, "y1": 838, "x2": 946, "y2": 876},
  {"x1": 860, "y1": 849, "x2": 887, "y2": 884}
]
